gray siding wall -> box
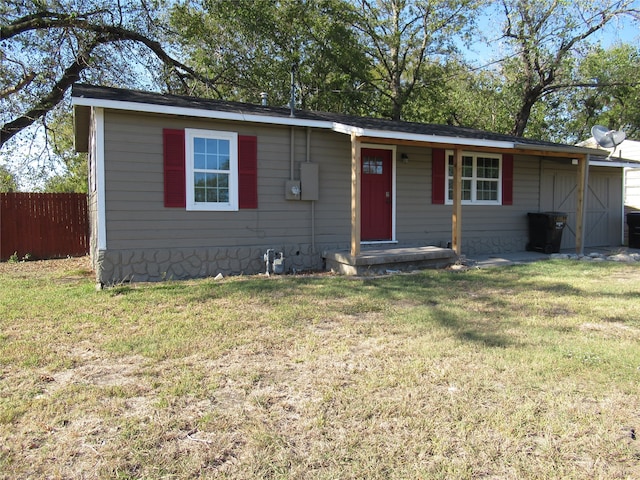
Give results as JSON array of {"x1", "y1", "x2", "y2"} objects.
[
  {"x1": 395, "y1": 148, "x2": 542, "y2": 255},
  {"x1": 98, "y1": 110, "x2": 354, "y2": 282},
  {"x1": 396, "y1": 152, "x2": 622, "y2": 253},
  {"x1": 395, "y1": 145, "x2": 449, "y2": 245},
  {"x1": 103, "y1": 111, "x2": 352, "y2": 250},
  {"x1": 96, "y1": 109, "x2": 623, "y2": 282},
  {"x1": 454, "y1": 153, "x2": 542, "y2": 254}
]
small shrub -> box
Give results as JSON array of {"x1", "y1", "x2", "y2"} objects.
[{"x1": 7, "y1": 252, "x2": 32, "y2": 263}]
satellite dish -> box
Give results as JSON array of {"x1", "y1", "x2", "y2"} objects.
[{"x1": 591, "y1": 125, "x2": 626, "y2": 149}]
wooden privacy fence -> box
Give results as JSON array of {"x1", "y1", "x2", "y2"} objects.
[{"x1": 0, "y1": 193, "x2": 89, "y2": 261}]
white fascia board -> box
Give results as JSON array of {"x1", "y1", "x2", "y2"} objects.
[
  {"x1": 333, "y1": 123, "x2": 515, "y2": 149},
  {"x1": 71, "y1": 97, "x2": 333, "y2": 129}
]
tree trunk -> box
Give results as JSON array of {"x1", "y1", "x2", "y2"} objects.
[{"x1": 512, "y1": 85, "x2": 544, "y2": 137}]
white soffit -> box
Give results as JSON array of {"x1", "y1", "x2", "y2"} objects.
[
  {"x1": 331, "y1": 123, "x2": 516, "y2": 149},
  {"x1": 591, "y1": 159, "x2": 640, "y2": 168}
]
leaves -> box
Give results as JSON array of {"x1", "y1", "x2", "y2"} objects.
[
  {"x1": 0, "y1": 163, "x2": 18, "y2": 192},
  {"x1": 498, "y1": 0, "x2": 640, "y2": 137},
  {"x1": 569, "y1": 44, "x2": 640, "y2": 140}
]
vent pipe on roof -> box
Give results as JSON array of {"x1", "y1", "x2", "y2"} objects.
[{"x1": 260, "y1": 92, "x2": 268, "y2": 106}]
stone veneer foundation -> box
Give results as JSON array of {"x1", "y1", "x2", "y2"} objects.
[
  {"x1": 94, "y1": 244, "x2": 328, "y2": 285},
  {"x1": 93, "y1": 235, "x2": 528, "y2": 285}
]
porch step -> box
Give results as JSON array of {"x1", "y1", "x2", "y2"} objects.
[{"x1": 323, "y1": 246, "x2": 456, "y2": 276}]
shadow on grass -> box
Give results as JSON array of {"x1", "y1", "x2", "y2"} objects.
[
  {"x1": 105, "y1": 269, "x2": 542, "y2": 347},
  {"x1": 99, "y1": 262, "x2": 636, "y2": 347},
  {"x1": 431, "y1": 304, "x2": 516, "y2": 348},
  {"x1": 362, "y1": 273, "x2": 518, "y2": 347}
]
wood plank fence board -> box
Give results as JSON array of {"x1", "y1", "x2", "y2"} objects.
[{"x1": 0, "y1": 193, "x2": 89, "y2": 261}]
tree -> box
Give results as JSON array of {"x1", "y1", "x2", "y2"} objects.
[
  {"x1": 566, "y1": 44, "x2": 640, "y2": 142},
  {"x1": 171, "y1": 0, "x2": 484, "y2": 121},
  {"x1": 41, "y1": 111, "x2": 88, "y2": 193},
  {"x1": 405, "y1": 57, "x2": 518, "y2": 133},
  {"x1": 169, "y1": 0, "x2": 372, "y2": 114},
  {"x1": 0, "y1": 163, "x2": 18, "y2": 192},
  {"x1": 1, "y1": 0, "x2": 225, "y2": 151},
  {"x1": 498, "y1": 0, "x2": 640, "y2": 137},
  {"x1": 350, "y1": 0, "x2": 483, "y2": 121}
]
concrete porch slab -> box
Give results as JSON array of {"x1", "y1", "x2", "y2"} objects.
[{"x1": 323, "y1": 246, "x2": 456, "y2": 275}]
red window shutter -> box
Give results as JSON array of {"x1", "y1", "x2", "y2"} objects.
[
  {"x1": 502, "y1": 153, "x2": 514, "y2": 205},
  {"x1": 163, "y1": 129, "x2": 186, "y2": 208},
  {"x1": 238, "y1": 135, "x2": 258, "y2": 209},
  {"x1": 432, "y1": 148, "x2": 446, "y2": 204}
]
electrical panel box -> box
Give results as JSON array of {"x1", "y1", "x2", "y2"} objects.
[
  {"x1": 285, "y1": 180, "x2": 301, "y2": 200},
  {"x1": 300, "y1": 163, "x2": 319, "y2": 201}
]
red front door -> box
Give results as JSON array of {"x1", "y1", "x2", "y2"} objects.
[{"x1": 361, "y1": 148, "x2": 392, "y2": 241}]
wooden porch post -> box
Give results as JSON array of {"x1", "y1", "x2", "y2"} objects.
[
  {"x1": 452, "y1": 148, "x2": 462, "y2": 255},
  {"x1": 575, "y1": 154, "x2": 589, "y2": 255},
  {"x1": 351, "y1": 132, "x2": 361, "y2": 257}
]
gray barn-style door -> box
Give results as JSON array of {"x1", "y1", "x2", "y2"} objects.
[{"x1": 541, "y1": 165, "x2": 622, "y2": 249}]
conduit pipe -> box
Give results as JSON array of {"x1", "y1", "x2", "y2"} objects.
[
  {"x1": 290, "y1": 127, "x2": 295, "y2": 180},
  {"x1": 307, "y1": 127, "x2": 315, "y2": 252}
]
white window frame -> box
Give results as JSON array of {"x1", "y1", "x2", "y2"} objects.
[
  {"x1": 185, "y1": 128, "x2": 238, "y2": 211},
  {"x1": 445, "y1": 150, "x2": 503, "y2": 205}
]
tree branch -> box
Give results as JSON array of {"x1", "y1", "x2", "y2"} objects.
[
  {"x1": 0, "y1": 71, "x2": 37, "y2": 100},
  {"x1": 1, "y1": 10, "x2": 108, "y2": 39},
  {"x1": 1, "y1": 40, "x2": 98, "y2": 148},
  {"x1": 3, "y1": 12, "x2": 224, "y2": 89},
  {"x1": 1, "y1": 8, "x2": 231, "y2": 148},
  {"x1": 543, "y1": 80, "x2": 640, "y2": 94}
]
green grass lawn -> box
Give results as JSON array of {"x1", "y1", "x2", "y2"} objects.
[{"x1": 1, "y1": 257, "x2": 639, "y2": 479}]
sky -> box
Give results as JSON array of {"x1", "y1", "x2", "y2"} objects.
[{"x1": 460, "y1": 1, "x2": 640, "y2": 69}]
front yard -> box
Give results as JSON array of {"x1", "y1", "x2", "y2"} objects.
[{"x1": 0, "y1": 257, "x2": 639, "y2": 479}]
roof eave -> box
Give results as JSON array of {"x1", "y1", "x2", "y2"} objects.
[
  {"x1": 514, "y1": 142, "x2": 603, "y2": 157},
  {"x1": 72, "y1": 96, "x2": 518, "y2": 149},
  {"x1": 72, "y1": 94, "x2": 602, "y2": 157},
  {"x1": 71, "y1": 96, "x2": 333, "y2": 130},
  {"x1": 334, "y1": 123, "x2": 516, "y2": 150},
  {"x1": 591, "y1": 159, "x2": 640, "y2": 168}
]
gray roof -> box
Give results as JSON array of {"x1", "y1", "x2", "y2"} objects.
[{"x1": 72, "y1": 83, "x2": 605, "y2": 157}]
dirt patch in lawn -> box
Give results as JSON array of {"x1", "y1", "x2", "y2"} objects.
[{"x1": 0, "y1": 256, "x2": 93, "y2": 278}]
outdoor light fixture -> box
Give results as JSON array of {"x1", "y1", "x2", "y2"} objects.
[{"x1": 401, "y1": 153, "x2": 409, "y2": 163}]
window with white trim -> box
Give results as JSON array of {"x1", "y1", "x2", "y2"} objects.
[
  {"x1": 185, "y1": 129, "x2": 238, "y2": 211},
  {"x1": 446, "y1": 151, "x2": 502, "y2": 205}
]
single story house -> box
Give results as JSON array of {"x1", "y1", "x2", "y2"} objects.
[{"x1": 72, "y1": 84, "x2": 635, "y2": 283}]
